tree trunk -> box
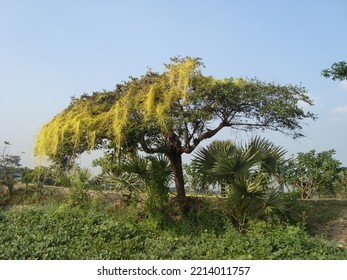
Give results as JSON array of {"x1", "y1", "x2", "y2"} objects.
[{"x1": 167, "y1": 150, "x2": 186, "y2": 198}]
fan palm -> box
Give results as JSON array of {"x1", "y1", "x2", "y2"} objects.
[
  {"x1": 192, "y1": 140, "x2": 236, "y2": 195},
  {"x1": 193, "y1": 137, "x2": 287, "y2": 230},
  {"x1": 106, "y1": 153, "x2": 173, "y2": 204}
]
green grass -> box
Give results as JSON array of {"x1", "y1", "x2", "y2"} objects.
[{"x1": 0, "y1": 189, "x2": 346, "y2": 260}]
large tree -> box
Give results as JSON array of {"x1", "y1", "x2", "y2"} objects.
[{"x1": 35, "y1": 57, "x2": 316, "y2": 198}]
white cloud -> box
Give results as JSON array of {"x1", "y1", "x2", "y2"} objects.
[
  {"x1": 298, "y1": 93, "x2": 320, "y2": 108},
  {"x1": 331, "y1": 105, "x2": 347, "y2": 115},
  {"x1": 339, "y1": 81, "x2": 347, "y2": 92}
]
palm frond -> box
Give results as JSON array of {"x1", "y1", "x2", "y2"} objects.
[
  {"x1": 106, "y1": 172, "x2": 145, "y2": 194},
  {"x1": 193, "y1": 140, "x2": 236, "y2": 180},
  {"x1": 121, "y1": 154, "x2": 149, "y2": 179},
  {"x1": 262, "y1": 190, "x2": 288, "y2": 214}
]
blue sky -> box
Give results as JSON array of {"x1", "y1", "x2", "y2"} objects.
[{"x1": 1, "y1": 0, "x2": 347, "y2": 169}]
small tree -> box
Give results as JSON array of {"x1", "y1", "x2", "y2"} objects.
[
  {"x1": 284, "y1": 150, "x2": 342, "y2": 199},
  {"x1": 0, "y1": 142, "x2": 21, "y2": 195}
]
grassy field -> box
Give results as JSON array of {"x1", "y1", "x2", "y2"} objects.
[{"x1": 0, "y1": 185, "x2": 346, "y2": 260}]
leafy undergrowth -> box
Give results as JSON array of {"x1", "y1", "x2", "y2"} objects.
[{"x1": 0, "y1": 193, "x2": 346, "y2": 260}]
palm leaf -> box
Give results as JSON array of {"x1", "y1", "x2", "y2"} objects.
[
  {"x1": 262, "y1": 190, "x2": 288, "y2": 214},
  {"x1": 121, "y1": 155, "x2": 149, "y2": 180}
]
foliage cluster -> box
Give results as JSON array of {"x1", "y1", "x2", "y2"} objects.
[
  {"x1": 0, "y1": 142, "x2": 21, "y2": 195},
  {"x1": 53, "y1": 167, "x2": 95, "y2": 207},
  {"x1": 321, "y1": 61, "x2": 347, "y2": 81},
  {"x1": 105, "y1": 153, "x2": 172, "y2": 215},
  {"x1": 282, "y1": 150, "x2": 343, "y2": 199}
]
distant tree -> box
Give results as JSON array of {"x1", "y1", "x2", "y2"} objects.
[
  {"x1": 21, "y1": 167, "x2": 34, "y2": 189},
  {"x1": 183, "y1": 162, "x2": 212, "y2": 195},
  {"x1": 284, "y1": 150, "x2": 342, "y2": 199},
  {"x1": 35, "y1": 57, "x2": 316, "y2": 200},
  {"x1": 0, "y1": 142, "x2": 21, "y2": 195},
  {"x1": 321, "y1": 61, "x2": 347, "y2": 81}
]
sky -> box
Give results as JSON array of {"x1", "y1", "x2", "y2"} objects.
[{"x1": 1, "y1": 0, "x2": 347, "y2": 171}]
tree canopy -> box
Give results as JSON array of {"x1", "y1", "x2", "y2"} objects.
[
  {"x1": 35, "y1": 57, "x2": 316, "y2": 198},
  {"x1": 283, "y1": 149, "x2": 342, "y2": 199},
  {"x1": 321, "y1": 61, "x2": 347, "y2": 81}
]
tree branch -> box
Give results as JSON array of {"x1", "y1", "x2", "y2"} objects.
[
  {"x1": 140, "y1": 139, "x2": 168, "y2": 154},
  {"x1": 182, "y1": 121, "x2": 229, "y2": 153}
]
